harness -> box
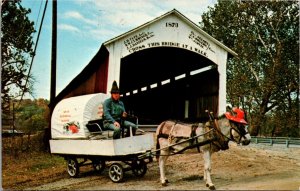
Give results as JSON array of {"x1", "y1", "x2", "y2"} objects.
[
  {"x1": 157, "y1": 121, "x2": 217, "y2": 155},
  {"x1": 157, "y1": 128, "x2": 216, "y2": 156}
]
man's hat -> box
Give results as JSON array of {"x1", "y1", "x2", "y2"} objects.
[{"x1": 110, "y1": 80, "x2": 120, "y2": 93}]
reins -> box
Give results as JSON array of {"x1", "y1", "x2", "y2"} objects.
[{"x1": 148, "y1": 128, "x2": 216, "y2": 158}]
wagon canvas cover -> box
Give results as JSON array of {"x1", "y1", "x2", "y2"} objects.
[{"x1": 51, "y1": 93, "x2": 110, "y2": 139}]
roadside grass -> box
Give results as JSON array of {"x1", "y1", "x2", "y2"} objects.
[
  {"x1": 2, "y1": 151, "x2": 67, "y2": 190},
  {"x1": 2, "y1": 134, "x2": 67, "y2": 190}
]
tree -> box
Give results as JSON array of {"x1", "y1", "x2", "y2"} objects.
[
  {"x1": 1, "y1": 0, "x2": 36, "y2": 113},
  {"x1": 3, "y1": 98, "x2": 50, "y2": 154},
  {"x1": 200, "y1": 0, "x2": 299, "y2": 136},
  {"x1": 16, "y1": 98, "x2": 50, "y2": 134}
]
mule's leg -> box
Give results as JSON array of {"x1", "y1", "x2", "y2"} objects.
[
  {"x1": 203, "y1": 150, "x2": 215, "y2": 190},
  {"x1": 158, "y1": 139, "x2": 169, "y2": 186},
  {"x1": 159, "y1": 150, "x2": 169, "y2": 186}
]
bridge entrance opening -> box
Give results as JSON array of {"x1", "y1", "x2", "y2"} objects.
[{"x1": 119, "y1": 47, "x2": 218, "y2": 124}]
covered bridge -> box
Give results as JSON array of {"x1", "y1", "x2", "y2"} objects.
[{"x1": 50, "y1": 9, "x2": 237, "y2": 124}]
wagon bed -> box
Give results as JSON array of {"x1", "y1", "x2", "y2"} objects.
[{"x1": 50, "y1": 133, "x2": 153, "y2": 156}]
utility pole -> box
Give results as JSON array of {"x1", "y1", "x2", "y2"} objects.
[
  {"x1": 45, "y1": 0, "x2": 57, "y2": 151},
  {"x1": 50, "y1": 0, "x2": 57, "y2": 107}
]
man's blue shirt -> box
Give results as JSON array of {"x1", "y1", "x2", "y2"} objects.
[{"x1": 103, "y1": 97, "x2": 125, "y2": 123}]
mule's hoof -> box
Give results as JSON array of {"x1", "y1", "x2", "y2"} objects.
[
  {"x1": 161, "y1": 179, "x2": 169, "y2": 186},
  {"x1": 206, "y1": 184, "x2": 215, "y2": 190},
  {"x1": 209, "y1": 185, "x2": 216, "y2": 190}
]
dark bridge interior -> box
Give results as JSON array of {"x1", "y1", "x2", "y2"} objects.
[{"x1": 120, "y1": 47, "x2": 219, "y2": 124}]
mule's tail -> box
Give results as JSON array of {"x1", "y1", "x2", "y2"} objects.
[
  {"x1": 156, "y1": 136, "x2": 160, "y2": 161},
  {"x1": 155, "y1": 121, "x2": 165, "y2": 161}
]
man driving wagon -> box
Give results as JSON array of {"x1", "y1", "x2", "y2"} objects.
[{"x1": 103, "y1": 81, "x2": 138, "y2": 139}]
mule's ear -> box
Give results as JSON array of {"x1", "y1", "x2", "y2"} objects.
[{"x1": 226, "y1": 104, "x2": 232, "y2": 111}]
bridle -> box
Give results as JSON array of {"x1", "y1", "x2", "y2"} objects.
[
  {"x1": 210, "y1": 114, "x2": 249, "y2": 149},
  {"x1": 228, "y1": 121, "x2": 250, "y2": 144}
]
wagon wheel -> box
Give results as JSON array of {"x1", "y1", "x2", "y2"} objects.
[
  {"x1": 92, "y1": 160, "x2": 105, "y2": 174},
  {"x1": 132, "y1": 159, "x2": 147, "y2": 177},
  {"x1": 66, "y1": 157, "x2": 79, "y2": 178},
  {"x1": 108, "y1": 163, "x2": 124, "y2": 183}
]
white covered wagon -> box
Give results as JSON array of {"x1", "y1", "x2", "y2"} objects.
[{"x1": 49, "y1": 93, "x2": 154, "y2": 182}]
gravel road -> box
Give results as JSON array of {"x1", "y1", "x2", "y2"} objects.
[{"x1": 27, "y1": 143, "x2": 300, "y2": 190}]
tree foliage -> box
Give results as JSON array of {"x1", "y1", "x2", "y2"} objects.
[
  {"x1": 200, "y1": 0, "x2": 299, "y2": 136},
  {"x1": 3, "y1": 98, "x2": 50, "y2": 133},
  {"x1": 1, "y1": 0, "x2": 36, "y2": 113},
  {"x1": 16, "y1": 98, "x2": 50, "y2": 133}
]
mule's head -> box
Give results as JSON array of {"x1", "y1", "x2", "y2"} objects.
[
  {"x1": 229, "y1": 121, "x2": 251, "y2": 145},
  {"x1": 221, "y1": 107, "x2": 251, "y2": 145}
]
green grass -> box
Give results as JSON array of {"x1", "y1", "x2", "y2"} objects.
[
  {"x1": 2, "y1": 151, "x2": 67, "y2": 190},
  {"x1": 29, "y1": 155, "x2": 65, "y2": 172}
]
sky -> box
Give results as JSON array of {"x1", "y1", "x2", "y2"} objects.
[{"x1": 21, "y1": 0, "x2": 218, "y2": 100}]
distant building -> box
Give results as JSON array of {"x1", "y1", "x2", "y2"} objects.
[{"x1": 50, "y1": 9, "x2": 237, "y2": 123}]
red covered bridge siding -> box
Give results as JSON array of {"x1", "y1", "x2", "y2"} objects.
[
  {"x1": 51, "y1": 9, "x2": 237, "y2": 123},
  {"x1": 52, "y1": 45, "x2": 109, "y2": 103}
]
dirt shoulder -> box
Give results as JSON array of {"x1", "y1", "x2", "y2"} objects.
[{"x1": 25, "y1": 143, "x2": 300, "y2": 190}]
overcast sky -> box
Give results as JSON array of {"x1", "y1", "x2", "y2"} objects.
[{"x1": 21, "y1": 0, "x2": 217, "y2": 100}]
